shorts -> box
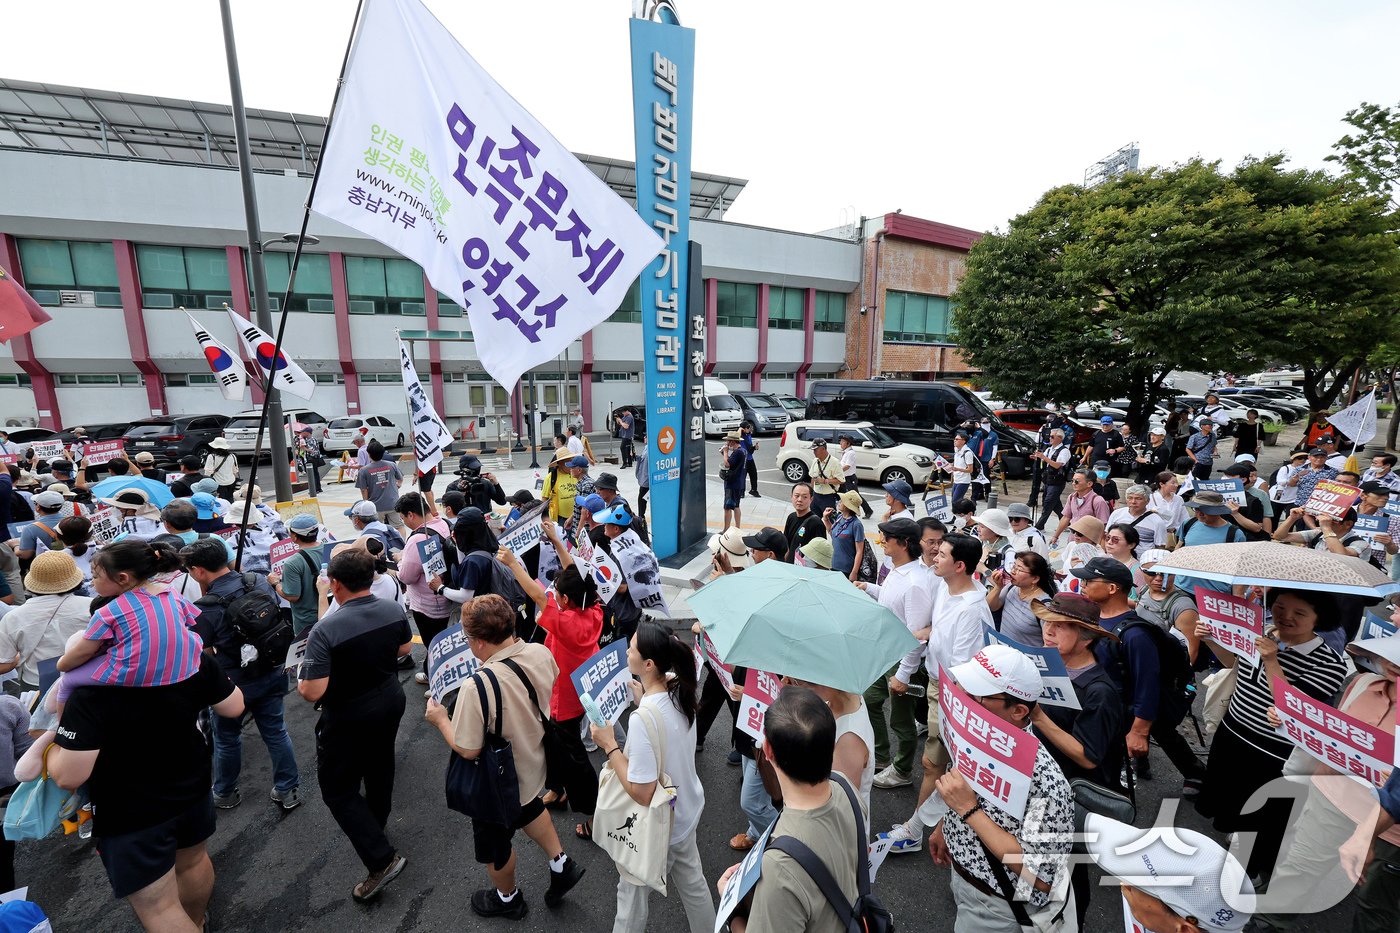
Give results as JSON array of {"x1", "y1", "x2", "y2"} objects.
[
  {"x1": 723, "y1": 490, "x2": 742, "y2": 510},
  {"x1": 97, "y1": 796, "x2": 216, "y2": 900},
  {"x1": 417, "y1": 468, "x2": 437, "y2": 493},
  {"x1": 472, "y1": 796, "x2": 546, "y2": 870},
  {"x1": 924, "y1": 682, "x2": 950, "y2": 769}
]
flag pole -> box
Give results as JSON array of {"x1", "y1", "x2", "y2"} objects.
[{"x1": 221, "y1": 0, "x2": 371, "y2": 569}]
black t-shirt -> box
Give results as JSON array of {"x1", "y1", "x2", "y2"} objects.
[
  {"x1": 300, "y1": 595, "x2": 412, "y2": 708},
  {"x1": 783, "y1": 511, "x2": 827, "y2": 563},
  {"x1": 1088, "y1": 429, "x2": 1123, "y2": 465},
  {"x1": 169, "y1": 473, "x2": 203, "y2": 498},
  {"x1": 1036, "y1": 664, "x2": 1126, "y2": 788},
  {"x1": 55, "y1": 654, "x2": 235, "y2": 837},
  {"x1": 1134, "y1": 443, "x2": 1171, "y2": 484}
]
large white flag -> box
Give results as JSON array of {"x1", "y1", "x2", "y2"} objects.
[
  {"x1": 222, "y1": 306, "x2": 316, "y2": 401},
  {"x1": 1327, "y1": 389, "x2": 1377, "y2": 445},
  {"x1": 182, "y1": 310, "x2": 246, "y2": 401},
  {"x1": 311, "y1": 0, "x2": 664, "y2": 394},
  {"x1": 397, "y1": 335, "x2": 454, "y2": 472}
]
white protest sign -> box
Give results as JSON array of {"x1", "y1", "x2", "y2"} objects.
[
  {"x1": 284, "y1": 637, "x2": 309, "y2": 672},
  {"x1": 88, "y1": 507, "x2": 123, "y2": 546},
  {"x1": 416, "y1": 534, "x2": 448, "y2": 577},
  {"x1": 28, "y1": 439, "x2": 65, "y2": 461},
  {"x1": 714, "y1": 820, "x2": 773, "y2": 933},
  {"x1": 538, "y1": 538, "x2": 562, "y2": 587},
  {"x1": 397, "y1": 335, "x2": 454, "y2": 472},
  {"x1": 924, "y1": 492, "x2": 952, "y2": 522},
  {"x1": 699, "y1": 630, "x2": 735, "y2": 694},
  {"x1": 1273, "y1": 679, "x2": 1394, "y2": 789},
  {"x1": 310, "y1": 0, "x2": 663, "y2": 394},
  {"x1": 939, "y1": 673, "x2": 1040, "y2": 820},
  {"x1": 985, "y1": 627, "x2": 1081, "y2": 710},
  {"x1": 499, "y1": 503, "x2": 544, "y2": 559},
  {"x1": 611, "y1": 528, "x2": 668, "y2": 616},
  {"x1": 1195, "y1": 478, "x2": 1246, "y2": 506},
  {"x1": 80, "y1": 440, "x2": 127, "y2": 467},
  {"x1": 427, "y1": 624, "x2": 480, "y2": 703},
  {"x1": 1194, "y1": 588, "x2": 1263, "y2": 663},
  {"x1": 1352, "y1": 513, "x2": 1388, "y2": 552},
  {"x1": 737, "y1": 669, "x2": 782, "y2": 741},
  {"x1": 570, "y1": 639, "x2": 631, "y2": 726}
]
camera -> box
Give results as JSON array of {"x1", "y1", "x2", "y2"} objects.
[{"x1": 984, "y1": 551, "x2": 1004, "y2": 573}]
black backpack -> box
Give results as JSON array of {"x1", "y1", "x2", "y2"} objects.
[
  {"x1": 8, "y1": 491, "x2": 33, "y2": 524},
  {"x1": 1179, "y1": 516, "x2": 1243, "y2": 545},
  {"x1": 1105, "y1": 613, "x2": 1194, "y2": 727},
  {"x1": 768, "y1": 773, "x2": 894, "y2": 933},
  {"x1": 462, "y1": 551, "x2": 529, "y2": 615},
  {"x1": 196, "y1": 572, "x2": 294, "y2": 675}
]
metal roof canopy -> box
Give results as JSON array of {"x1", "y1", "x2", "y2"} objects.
[{"x1": 0, "y1": 78, "x2": 745, "y2": 219}]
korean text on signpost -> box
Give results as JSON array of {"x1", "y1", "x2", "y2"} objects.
[
  {"x1": 1303, "y1": 479, "x2": 1362, "y2": 520},
  {"x1": 1194, "y1": 588, "x2": 1264, "y2": 663},
  {"x1": 427, "y1": 625, "x2": 480, "y2": 704},
  {"x1": 571, "y1": 639, "x2": 631, "y2": 726},
  {"x1": 79, "y1": 440, "x2": 126, "y2": 468},
  {"x1": 1195, "y1": 478, "x2": 1246, "y2": 506},
  {"x1": 985, "y1": 628, "x2": 1081, "y2": 710},
  {"x1": 498, "y1": 504, "x2": 544, "y2": 559},
  {"x1": 268, "y1": 538, "x2": 301, "y2": 573},
  {"x1": 938, "y1": 673, "x2": 1040, "y2": 820},
  {"x1": 736, "y1": 669, "x2": 782, "y2": 741},
  {"x1": 417, "y1": 534, "x2": 447, "y2": 577},
  {"x1": 1272, "y1": 678, "x2": 1394, "y2": 789}
]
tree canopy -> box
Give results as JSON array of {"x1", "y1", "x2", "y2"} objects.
[{"x1": 951, "y1": 156, "x2": 1400, "y2": 427}]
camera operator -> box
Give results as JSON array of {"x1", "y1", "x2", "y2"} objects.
[{"x1": 446, "y1": 455, "x2": 506, "y2": 514}]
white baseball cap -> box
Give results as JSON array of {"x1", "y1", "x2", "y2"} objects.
[
  {"x1": 948, "y1": 644, "x2": 1041, "y2": 702},
  {"x1": 1138, "y1": 548, "x2": 1173, "y2": 570},
  {"x1": 1086, "y1": 814, "x2": 1254, "y2": 931}
]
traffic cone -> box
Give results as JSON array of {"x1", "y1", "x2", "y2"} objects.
[{"x1": 289, "y1": 457, "x2": 299, "y2": 484}]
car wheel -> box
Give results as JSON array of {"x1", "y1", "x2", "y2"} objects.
[
  {"x1": 880, "y1": 466, "x2": 912, "y2": 486},
  {"x1": 396, "y1": 433, "x2": 405, "y2": 448},
  {"x1": 782, "y1": 460, "x2": 810, "y2": 483},
  {"x1": 195, "y1": 444, "x2": 211, "y2": 461}
]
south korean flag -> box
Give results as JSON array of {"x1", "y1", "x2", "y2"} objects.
[{"x1": 183, "y1": 309, "x2": 247, "y2": 401}]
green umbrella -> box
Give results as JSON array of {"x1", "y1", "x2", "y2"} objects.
[{"x1": 687, "y1": 558, "x2": 920, "y2": 694}]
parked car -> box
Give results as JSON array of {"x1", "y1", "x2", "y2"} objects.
[
  {"x1": 994, "y1": 409, "x2": 1095, "y2": 447},
  {"x1": 608, "y1": 405, "x2": 646, "y2": 442},
  {"x1": 54, "y1": 422, "x2": 132, "y2": 445},
  {"x1": 732, "y1": 391, "x2": 790, "y2": 435},
  {"x1": 4, "y1": 428, "x2": 56, "y2": 446},
  {"x1": 805, "y1": 379, "x2": 1036, "y2": 477},
  {"x1": 777, "y1": 420, "x2": 934, "y2": 487},
  {"x1": 775, "y1": 394, "x2": 807, "y2": 420},
  {"x1": 223, "y1": 409, "x2": 328, "y2": 457},
  {"x1": 123, "y1": 414, "x2": 232, "y2": 464},
  {"x1": 323, "y1": 415, "x2": 406, "y2": 452}
]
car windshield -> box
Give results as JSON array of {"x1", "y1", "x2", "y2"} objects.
[
  {"x1": 865, "y1": 427, "x2": 898, "y2": 448},
  {"x1": 225, "y1": 417, "x2": 263, "y2": 430},
  {"x1": 329, "y1": 418, "x2": 364, "y2": 429},
  {"x1": 708, "y1": 395, "x2": 740, "y2": 411},
  {"x1": 126, "y1": 422, "x2": 173, "y2": 437},
  {"x1": 780, "y1": 398, "x2": 803, "y2": 410},
  {"x1": 745, "y1": 394, "x2": 782, "y2": 409}
]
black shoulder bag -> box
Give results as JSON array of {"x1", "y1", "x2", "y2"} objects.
[
  {"x1": 445, "y1": 667, "x2": 521, "y2": 826},
  {"x1": 499, "y1": 656, "x2": 570, "y2": 794}
]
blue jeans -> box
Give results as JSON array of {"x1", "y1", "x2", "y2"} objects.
[
  {"x1": 950, "y1": 483, "x2": 970, "y2": 506},
  {"x1": 740, "y1": 756, "x2": 777, "y2": 841},
  {"x1": 213, "y1": 667, "x2": 299, "y2": 795}
]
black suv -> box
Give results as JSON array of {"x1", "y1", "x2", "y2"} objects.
[
  {"x1": 123, "y1": 414, "x2": 231, "y2": 464},
  {"x1": 53, "y1": 422, "x2": 131, "y2": 445}
]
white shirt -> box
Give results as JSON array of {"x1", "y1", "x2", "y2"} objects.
[
  {"x1": 566, "y1": 436, "x2": 585, "y2": 456},
  {"x1": 840, "y1": 447, "x2": 858, "y2": 478},
  {"x1": 626, "y1": 693, "x2": 703, "y2": 844},
  {"x1": 866, "y1": 561, "x2": 934, "y2": 684},
  {"x1": 1106, "y1": 506, "x2": 1166, "y2": 557},
  {"x1": 951, "y1": 447, "x2": 976, "y2": 479},
  {"x1": 919, "y1": 586, "x2": 993, "y2": 683},
  {"x1": 0, "y1": 593, "x2": 93, "y2": 684},
  {"x1": 834, "y1": 699, "x2": 877, "y2": 815},
  {"x1": 1010, "y1": 526, "x2": 1050, "y2": 559},
  {"x1": 1325, "y1": 453, "x2": 1347, "y2": 471},
  {"x1": 1149, "y1": 491, "x2": 1188, "y2": 532}
]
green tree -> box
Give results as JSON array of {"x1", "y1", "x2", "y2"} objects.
[
  {"x1": 1327, "y1": 101, "x2": 1400, "y2": 210},
  {"x1": 951, "y1": 157, "x2": 1400, "y2": 426}
]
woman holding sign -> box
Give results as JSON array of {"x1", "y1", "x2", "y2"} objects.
[
  {"x1": 589, "y1": 620, "x2": 716, "y2": 933},
  {"x1": 1194, "y1": 589, "x2": 1347, "y2": 882}
]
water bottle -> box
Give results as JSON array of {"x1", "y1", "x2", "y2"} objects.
[
  {"x1": 580, "y1": 693, "x2": 607, "y2": 728},
  {"x1": 240, "y1": 644, "x2": 259, "y2": 668}
]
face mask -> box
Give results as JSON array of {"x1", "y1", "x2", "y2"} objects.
[{"x1": 1095, "y1": 470, "x2": 1109, "y2": 480}]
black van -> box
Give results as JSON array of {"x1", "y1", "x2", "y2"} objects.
[{"x1": 805, "y1": 379, "x2": 1036, "y2": 477}]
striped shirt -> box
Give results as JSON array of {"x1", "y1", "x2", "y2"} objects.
[
  {"x1": 83, "y1": 588, "x2": 205, "y2": 688},
  {"x1": 1224, "y1": 633, "x2": 1346, "y2": 759}
]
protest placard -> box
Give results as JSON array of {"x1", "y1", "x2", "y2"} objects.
[
  {"x1": 538, "y1": 539, "x2": 562, "y2": 587},
  {"x1": 1384, "y1": 499, "x2": 1400, "y2": 520},
  {"x1": 28, "y1": 439, "x2": 66, "y2": 461},
  {"x1": 417, "y1": 534, "x2": 447, "y2": 577},
  {"x1": 924, "y1": 492, "x2": 952, "y2": 522},
  {"x1": 571, "y1": 639, "x2": 631, "y2": 726},
  {"x1": 268, "y1": 538, "x2": 301, "y2": 573},
  {"x1": 0, "y1": 455, "x2": 16, "y2": 466},
  {"x1": 985, "y1": 627, "x2": 1081, "y2": 710},
  {"x1": 1273, "y1": 678, "x2": 1394, "y2": 789},
  {"x1": 939, "y1": 672, "x2": 1041, "y2": 819},
  {"x1": 612, "y1": 528, "x2": 668, "y2": 616},
  {"x1": 274, "y1": 498, "x2": 324, "y2": 529},
  {"x1": 1194, "y1": 588, "x2": 1264, "y2": 663},
  {"x1": 1195, "y1": 478, "x2": 1246, "y2": 506},
  {"x1": 87, "y1": 507, "x2": 123, "y2": 546},
  {"x1": 737, "y1": 669, "x2": 782, "y2": 741},
  {"x1": 284, "y1": 637, "x2": 309, "y2": 672},
  {"x1": 79, "y1": 440, "x2": 126, "y2": 467},
  {"x1": 1304, "y1": 479, "x2": 1362, "y2": 520},
  {"x1": 1352, "y1": 513, "x2": 1387, "y2": 546},
  {"x1": 427, "y1": 624, "x2": 480, "y2": 704},
  {"x1": 499, "y1": 503, "x2": 544, "y2": 559},
  {"x1": 714, "y1": 821, "x2": 773, "y2": 933},
  {"x1": 1360, "y1": 609, "x2": 1399, "y2": 641},
  {"x1": 698, "y1": 630, "x2": 735, "y2": 694}
]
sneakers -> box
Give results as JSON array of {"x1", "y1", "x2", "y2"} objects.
[
  {"x1": 212, "y1": 789, "x2": 242, "y2": 809},
  {"x1": 1181, "y1": 777, "x2": 1204, "y2": 799},
  {"x1": 271, "y1": 786, "x2": 302, "y2": 811},
  {"x1": 414, "y1": 672, "x2": 429, "y2": 685},
  {"x1": 352, "y1": 853, "x2": 406, "y2": 903},
  {"x1": 471, "y1": 887, "x2": 529, "y2": 920},
  {"x1": 872, "y1": 766, "x2": 912, "y2": 789},
  {"x1": 748, "y1": 490, "x2": 761, "y2": 498},
  {"x1": 877, "y1": 821, "x2": 923, "y2": 854},
  {"x1": 726, "y1": 749, "x2": 742, "y2": 766},
  {"x1": 544, "y1": 856, "x2": 585, "y2": 908}
]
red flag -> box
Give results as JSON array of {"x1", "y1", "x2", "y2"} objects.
[{"x1": 0, "y1": 265, "x2": 51, "y2": 343}]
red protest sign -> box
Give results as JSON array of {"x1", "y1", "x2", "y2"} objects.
[
  {"x1": 0, "y1": 455, "x2": 16, "y2": 466},
  {"x1": 939, "y1": 671, "x2": 1040, "y2": 819},
  {"x1": 269, "y1": 538, "x2": 301, "y2": 572},
  {"x1": 1272, "y1": 678, "x2": 1394, "y2": 789},
  {"x1": 700, "y1": 630, "x2": 735, "y2": 694},
  {"x1": 1194, "y1": 588, "x2": 1264, "y2": 663},
  {"x1": 80, "y1": 440, "x2": 127, "y2": 467},
  {"x1": 737, "y1": 669, "x2": 781, "y2": 741},
  {"x1": 1304, "y1": 479, "x2": 1362, "y2": 520}
]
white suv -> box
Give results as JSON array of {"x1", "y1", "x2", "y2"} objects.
[{"x1": 776, "y1": 420, "x2": 935, "y2": 487}]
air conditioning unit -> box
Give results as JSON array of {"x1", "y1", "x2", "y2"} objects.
[{"x1": 59, "y1": 291, "x2": 96, "y2": 307}]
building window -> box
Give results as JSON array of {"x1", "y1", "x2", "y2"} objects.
[
  {"x1": 164, "y1": 373, "x2": 217, "y2": 387},
  {"x1": 609, "y1": 277, "x2": 643, "y2": 324},
  {"x1": 716, "y1": 281, "x2": 758, "y2": 327},
  {"x1": 56, "y1": 373, "x2": 144, "y2": 386},
  {"x1": 136, "y1": 245, "x2": 232, "y2": 309},
  {"x1": 16, "y1": 239, "x2": 122, "y2": 307},
  {"x1": 469, "y1": 385, "x2": 486, "y2": 408},
  {"x1": 435, "y1": 291, "x2": 465, "y2": 319},
  {"x1": 345, "y1": 256, "x2": 424, "y2": 314},
  {"x1": 359, "y1": 372, "x2": 404, "y2": 384},
  {"x1": 442, "y1": 372, "x2": 467, "y2": 383},
  {"x1": 491, "y1": 386, "x2": 509, "y2": 408},
  {"x1": 768, "y1": 286, "x2": 805, "y2": 330},
  {"x1": 567, "y1": 385, "x2": 580, "y2": 406},
  {"x1": 601, "y1": 372, "x2": 637, "y2": 382},
  {"x1": 253, "y1": 252, "x2": 335, "y2": 313},
  {"x1": 883, "y1": 290, "x2": 955, "y2": 344},
  {"x1": 0, "y1": 374, "x2": 33, "y2": 387},
  {"x1": 312, "y1": 373, "x2": 343, "y2": 384},
  {"x1": 815, "y1": 291, "x2": 847, "y2": 333},
  {"x1": 715, "y1": 371, "x2": 751, "y2": 382}
]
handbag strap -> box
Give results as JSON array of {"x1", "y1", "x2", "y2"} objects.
[
  {"x1": 18, "y1": 597, "x2": 68, "y2": 676},
  {"x1": 977, "y1": 837, "x2": 1036, "y2": 929},
  {"x1": 499, "y1": 656, "x2": 548, "y2": 724},
  {"x1": 473, "y1": 667, "x2": 505, "y2": 742},
  {"x1": 632, "y1": 701, "x2": 669, "y2": 782},
  {"x1": 765, "y1": 773, "x2": 869, "y2": 932}
]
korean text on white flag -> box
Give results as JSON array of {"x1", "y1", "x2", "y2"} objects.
[
  {"x1": 397, "y1": 335, "x2": 454, "y2": 472},
  {"x1": 310, "y1": 0, "x2": 664, "y2": 393}
]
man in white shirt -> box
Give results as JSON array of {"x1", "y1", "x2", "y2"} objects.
[
  {"x1": 1319, "y1": 434, "x2": 1348, "y2": 472},
  {"x1": 1031, "y1": 428, "x2": 1072, "y2": 532},
  {"x1": 564, "y1": 427, "x2": 585, "y2": 457},
  {"x1": 949, "y1": 432, "x2": 977, "y2": 505},
  {"x1": 836, "y1": 434, "x2": 873, "y2": 519},
  {"x1": 1105, "y1": 484, "x2": 1167, "y2": 557},
  {"x1": 879, "y1": 532, "x2": 993, "y2": 854},
  {"x1": 859, "y1": 517, "x2": 933, "y2": 790}
]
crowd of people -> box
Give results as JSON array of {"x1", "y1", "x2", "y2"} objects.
[{"x1": 0, "y1": 400, "x2": 1395, "y2": 933}]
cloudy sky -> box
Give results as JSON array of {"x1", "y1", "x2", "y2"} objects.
[{"x1": 8, "y1": 0, "x2": 1397, "y2": 234}]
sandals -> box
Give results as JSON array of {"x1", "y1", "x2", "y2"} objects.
[
  {"x1": 575, "y1": 821, "x2": 592, "y2": 841},
  {"x1": 541, "y1": 790, "x2": 568, "y2": 809}
]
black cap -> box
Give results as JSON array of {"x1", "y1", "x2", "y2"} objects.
[
  {"x1": 1360, "y1": 481, "x2": 1391, "y2": 496},
  {"x1": 811, "y1": 438, "x2": 827, "y2": 448},
  {"x1": 741, "y1": 527, "x2": 788, "y2": 556},
  {"x1": 594, "y1": 472, "x2": 619, "y2": 491},
  {"x1": 457, "y1": 506, "x2": 485, "y2": 526},
  {"x1": 440, "y1": 490, "x2": 467, "y2": 512},
  {"x1": 508, "y1": 489, "x2": 536, "y2": 507},
  {"x1": 1069, "y1": 556, "x2": 1134, "y2": 591},
  {"x1": 1308, "y1": 446, "x2": 1327, "y2": 456},
  {"x1": 877, "y1": 517, "x2": 921, "y2": 541},
  {"x1": 1222, "y1": 463, "x2": 1252, "y2": 478}
]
